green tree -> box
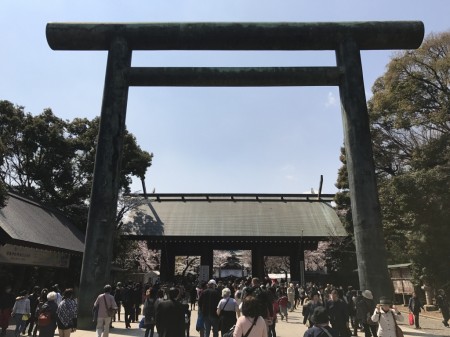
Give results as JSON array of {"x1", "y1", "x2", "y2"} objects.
[
  {"x1": 0, "y1": 100, "x2": 153, "y2": 232},
  {"x1": 329, "y1": 147, "x2": 358, "y2": 285},
  {"x1": 368, "y1": 31, "x2": 450, "y2": 288}
]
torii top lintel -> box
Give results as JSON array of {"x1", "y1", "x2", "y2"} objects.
[{"x1": 46, "y1": 21, "x2": 424, "y2": 51}]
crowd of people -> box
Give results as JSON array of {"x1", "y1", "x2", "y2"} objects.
[
  {"x1": 0, "y1": 285, "x2": 77, "y2": 337},
  {"x1": 1, "y1": 278, "x2": 449, "y2": 337}
]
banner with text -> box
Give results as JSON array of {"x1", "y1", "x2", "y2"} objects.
[{"x1": 0, "y1": 244, "x2": 70, "y2": 268}]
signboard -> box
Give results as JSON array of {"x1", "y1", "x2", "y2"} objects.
[{"x1": 0, "y1": 244, "x2": 70, "y2": 268}]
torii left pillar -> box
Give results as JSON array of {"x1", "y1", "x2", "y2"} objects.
[{"x1": 77, "y1": 37, "x2": 131, "y2": 328}]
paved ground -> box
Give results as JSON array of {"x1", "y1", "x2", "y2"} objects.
[{"x1": 5, "y1": 305, "x2": 450, "y2": 337}]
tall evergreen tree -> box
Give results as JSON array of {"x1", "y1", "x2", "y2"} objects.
[{"x1": 368, "y1": 31, "x2": 450, "y2": 288}]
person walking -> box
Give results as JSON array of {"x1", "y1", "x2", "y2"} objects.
[
  {"x1": 216, "y1": 288, "x2": 239, "y2": 336},
  {"x1": 142, "y1": 289, "x2": 156, "y2": 337},
  {"x1": 93, "y1": 285, "x2": 118, "y2": 337},
  {"x1": 0, "y1": 286, "x2": 15, "y2": 336},
  {"x1": 370, "y1": 297, "x2": 403, "y2": 337},
  {"x1": 38, "y1": 292, "x2": 58, "y2": 337},
  {"x1": 56, "y1": 289, "x2": 77, "y2": 337},
  {"x1": 32, "y1": 288, "x2": 48, "y2": 337},
  {"x1": 190, "y1": 284, "x2": 197, "y2": 311},
  {"x1": 408, "y1": 291, "x2": 423, "y2": 329},
  {"x1": 287, "y1": 284, "x2": 295, "y2": 312},
  {"x1": 277, "y1": 291, "x2": 289, "y2": 322},
  {"x1": 11, "y1": 290, "x2": 30, "y2": 337},
  {"x1": 436, "y1": 289, "x2": 449, "y2": 328},
  {"x1": 155, "y1": 287, "x2": 185, "y2": 337},
  {"x1": 23, "y1": 286, "x2": 39, "y2": 336},
  {"x1": 121, "y1": 282, "x2": 133, "y2": 329},
  {"x1": 355, "y1": 290, "x2": 377, "y2": 337},
  {"x1": 326, "y1": 289, "x2": 349, "y2": 337},
  {"x1": 198, "y1": 280, "x2": 221, "y2": 337},
  {"x1": 306, "y1": 292, "x2": 323, "y2": 327},
  {"x1": 233, "y1": 296, "x2": 267, "y2": 337},
  {"x1": 113, "y1": 282, "x2": 123, "y2": 322}
]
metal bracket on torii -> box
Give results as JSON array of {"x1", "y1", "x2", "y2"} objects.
[{"x1": 46, "y1": 21, "x2": 424, "y2": 328}]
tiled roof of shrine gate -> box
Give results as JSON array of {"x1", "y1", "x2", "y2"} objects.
[{"x1": 122, "y1": 194, "x2": 346, "y2": 240}]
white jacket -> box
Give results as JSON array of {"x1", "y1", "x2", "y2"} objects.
[{"x1": 371, "y1": 308, "x2": 404, "y2": 337}]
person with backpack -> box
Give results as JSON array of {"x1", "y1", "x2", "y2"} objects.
[{"x1": 37, "y1": 292, "x2": 58, "y2": 337}]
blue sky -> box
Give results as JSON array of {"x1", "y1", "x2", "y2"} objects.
[{"x1": 1, "y1": 1, "x2": 449, "y2": 194}]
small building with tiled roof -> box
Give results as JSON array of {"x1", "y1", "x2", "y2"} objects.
[
  {"x1": 0, "y1": 192, "x2": 84, "y2": 274},
  {"x1": 123, "y1": 193, "x2": 346, "y2": 282}
]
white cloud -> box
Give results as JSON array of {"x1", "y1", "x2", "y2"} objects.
[{"x1": 325, "y1": 91, "x2": 337, "y2": 108}]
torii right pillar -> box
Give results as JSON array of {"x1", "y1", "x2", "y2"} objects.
[{"x1": 337, "y1": 38, "x2": 393, "y2": 302}]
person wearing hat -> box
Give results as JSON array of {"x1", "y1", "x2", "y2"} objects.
[
  {"x1": 303, "y1": 306, "x2": 339, "y2": 337},
  {"x1": 370, "y1": 297, "x2": 403, "y2": 337},
  {"x1": 355, "y1": 290, "x2": 377, "y2": 337},
  {"x1": 198, "y1": 280, "x2": 221, "y2": 337}
]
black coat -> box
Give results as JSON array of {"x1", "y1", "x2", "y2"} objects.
[
  {"x1": 39, "y1": 301, "x2": 58, "y2": 337},
  {"x1": 198, "y1": 288, "x2": 221, "y2": 317},
  {"x1": 155, "y1": 300, "x2": 185, "y2": 337},
  {"x1": 326, "y1": 299, "x2": 349, "y2": 329}
]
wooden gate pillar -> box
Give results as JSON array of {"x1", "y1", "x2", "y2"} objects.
[
  {"x1": 200, "y1": 245, "x2": 214, "y2": 279},
  {"x1": 290, "y1": 243, "x2": 302, "y2": 283},
  {"x1": 251, "y1": 246, "x2": 265, "y2": 279},
  {"x1": 160, "y1": 246, "x2": 175, "y2": 282}
]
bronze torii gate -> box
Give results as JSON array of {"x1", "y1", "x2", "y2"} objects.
[{"x1": 46, "y1": 21, "x2": 424, "y2": 328}]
